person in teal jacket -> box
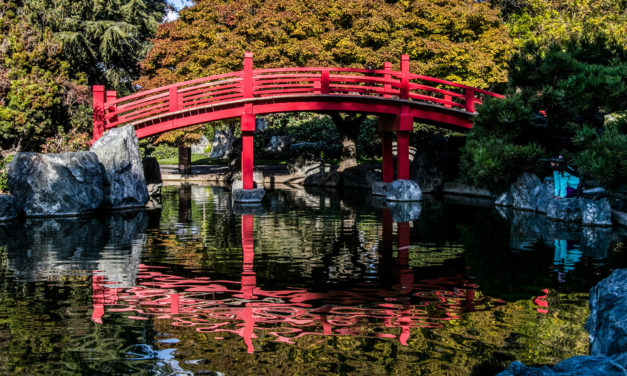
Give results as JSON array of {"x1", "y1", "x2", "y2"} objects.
[{"x1": 551, "y1": 156, "x2": 580, "y2": 198}]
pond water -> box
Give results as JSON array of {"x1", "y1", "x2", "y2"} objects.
[{"x1": 0, "y1": 185, "x2": 625, "y2": 375}]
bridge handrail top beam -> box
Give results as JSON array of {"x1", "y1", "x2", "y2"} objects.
[
  {"x1": 119, "y1": 93, "x2": 473, "y2": 130},
  {"x1": 106, "y1": 71, "x2": 243, "y2": 106},
  {"x1": 101, "y1": 68, "x2": 502, "y2": 108},
  {"x1": 408, "y1": 73, "x2": 504, "y2": 98},
  {"x1": 254, "y1": 66, "x2": 402, "y2": 76}
]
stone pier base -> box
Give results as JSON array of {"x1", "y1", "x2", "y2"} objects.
[{"x1": 232, "y1": 188, "x2": 266, "y2": 203}]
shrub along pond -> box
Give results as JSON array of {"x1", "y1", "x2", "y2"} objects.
[{"x1": 0, "y1": 186, "x2": 625, "y2": 375}]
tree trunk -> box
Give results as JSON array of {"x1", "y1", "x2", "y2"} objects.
[{"x1": 330, "y1": 113, "x2": 366, "y2": 172}]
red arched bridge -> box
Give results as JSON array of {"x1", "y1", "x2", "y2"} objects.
[{"x1": 92, "y1": 53, "x2": 503, "y2": 188}]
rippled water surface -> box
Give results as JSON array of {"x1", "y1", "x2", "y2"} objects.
[{"x1": 0, "y1": 185, "x2": 626, "y2": 375}]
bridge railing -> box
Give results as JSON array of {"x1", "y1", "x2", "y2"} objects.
[{"x1": 98, "y1": 54, "x2": 503, "y2": 131}]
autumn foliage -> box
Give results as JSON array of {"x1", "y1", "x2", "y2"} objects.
[{"x1": 137, "y1": 0, "x2": 513, "y2": 90}]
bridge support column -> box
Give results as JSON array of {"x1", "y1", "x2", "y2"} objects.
[
  {"x1": 382, "y1": 133, "x2": 394, "y2": 183},
  {"x1": 377, "y1": 116, "x2": 398, "y2": 183},
  {"x1": 242, "y1": 131, "x2": 254, "y2": 190},
  {"x1": 241, "y1": 110, "x2": 255, "y2": 190},
  {"x1": 396, "y1": 130, "x2": 410, "y2": 180}
]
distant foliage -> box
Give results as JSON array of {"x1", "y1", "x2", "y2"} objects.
[
  {"x1": 460, "y1": 37, "x2": 627, "y2": 192},
  {"x1": 40, "y1": 128, "x2": 91, "y2": 153},
  {"x1": 501, "y1": 0, "x2": 626, "y2": 50},
  {"x1": 254, "y1": 113, "x2": 379, "y2": 160},
  {"x1": 138, "y1": 0, "x2": 513, "y2": 89},
  {"x1": 151, "y1": 144, "x2": 178, "y2": 160},
  {"x1": 0, "y1": 156, "x2": 10, "y2": 193}
]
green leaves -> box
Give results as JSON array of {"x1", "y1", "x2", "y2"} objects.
[{"x1": 137, "y1": 0, "x2": 513, "y2": 90}]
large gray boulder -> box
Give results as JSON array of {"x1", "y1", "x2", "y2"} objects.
[
  {"x1": 90, "y1": 125, "x2": 148, "y2": 209},
  {"x1": 495, "y1": 173, "x2": 547, "y2": 211},
  {"x1": 385, "y1": 180, "x2": 422, "y2": 202},
  {"x1": 8, "y1": 152, "x2": 104, "y2": 216},
  {"x1": 581, "y1": 198, "x2": 612, "y2": 226},
  {"x1": 0, "y1": 195, "x2": 20, "y2": 221},
  {"x1": 586, "y1": 269, "x2": 627, "y2": 357},
  {"x1": 546, "y1": 197, "x2": 582, "y2": 222}
]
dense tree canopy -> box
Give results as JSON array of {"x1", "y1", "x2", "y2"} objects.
[
  {"x1": 0, "y1": 0, "x2": 166, "y2": 154},
  {"x1": 138, "y1": 0, "x2": 513, "y2": 89},
  {"x1": 501, "y1": 0, "x2": 626, "y2": 50},
  {"x1": 459, "y1": 37, "x2": 627, "y2": 191},
  {"x1": 22, "y1": 0, "x2": 167, "y2": 93}
]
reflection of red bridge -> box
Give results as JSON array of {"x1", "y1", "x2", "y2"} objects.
[
  {"x1": 92, "y1": 214, "x2": 504, "y2": 353},
  {"x1": 92, "y1": 54, "x2": 503, "y2": 188}
]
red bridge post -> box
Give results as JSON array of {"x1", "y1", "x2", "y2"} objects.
[
  {"x1": 92, "y1": 85, "x2": 105, "y2": 142},
  {"x1": 397, "y1": 55, "x2": 412, "y2": 180},
  {"x1": 241, "y1": 52, "x2": 255, "y2": 190},
  {"x1": 106, "y1": 90, "x2": 117, "y2": 125},
  {"x1": 378, "y1": 116, "x2": 396, "y2": 183}
]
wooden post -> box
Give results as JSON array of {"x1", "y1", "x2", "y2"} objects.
[
  {"x1": 400, "y1": 55, "x2": 410, "y2": 100},
  {"x1": 321, "y1": 70, "x2": 330, "y2": 94},
  {"x1": 92, "y1": 85, "x2": 105, "y2": 141},
  {"x1": 465, "y1": 88, "x2": 475, "y2": 113},
  {"x1": 383, "y1": 62, "x2": 392, "y2": 98},
  {"x1": 106, "y1": 90, "x2": 117, "y2": 125},
  {"x1": 169, "y1": 86, "x2": 179, "y2": 112},
  {"x1": 444, "y1": 94, "x2": 452, "y2": 108},
  {"x1": 243, "y1": 52, "x2": 254, "y2": 98}
]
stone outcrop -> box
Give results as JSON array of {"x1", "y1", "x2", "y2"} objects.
[
  {"x1": 497, "y1": 173, "x2": 613, "y2": 226},
  {"x1": 546, "y1": 196, "x2": 582, "y2": 222},
  {"x1": 7, "y1": 152, "x2": 104, "y2": 216},
  {"x1": 587, "y1": 269, "x2": 627, "y2": 357},
  {"x1": 304, "y1": 165, "x2": 379, "y2": 190},
  {"x1": 495, "y1": 173, "x2": 548, "y2": 211},
  {"x1": 0, "y1": 195, "x2": 20, "y2": 221},
  {"x1": 384, "y1": 180, "x2": 422, "y2": 202},
  {"x1": 209, "y1": 128, "x2": 234, "y2": 159},
  {"x1": 142, "y1": 157, "x2": 163, "y2": 209},
  {"x1": 142, "y1": 157, "x2": 162, "y2": 195},
  {"x1": 498, "y1": 269, "x2": 627, "y2": 376},
  {"x1": 232, "y1": 188, "x2": 266, "y2": 203},
  {"x1": 265, "y1": 136, "x2": 294, "y2": 153},
  {"x1": 90, "y1": 125, "x2": 148, "y2": 209},
  {"x1": 581, "y1": 198, "x2": 612, "y2": 227}
]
